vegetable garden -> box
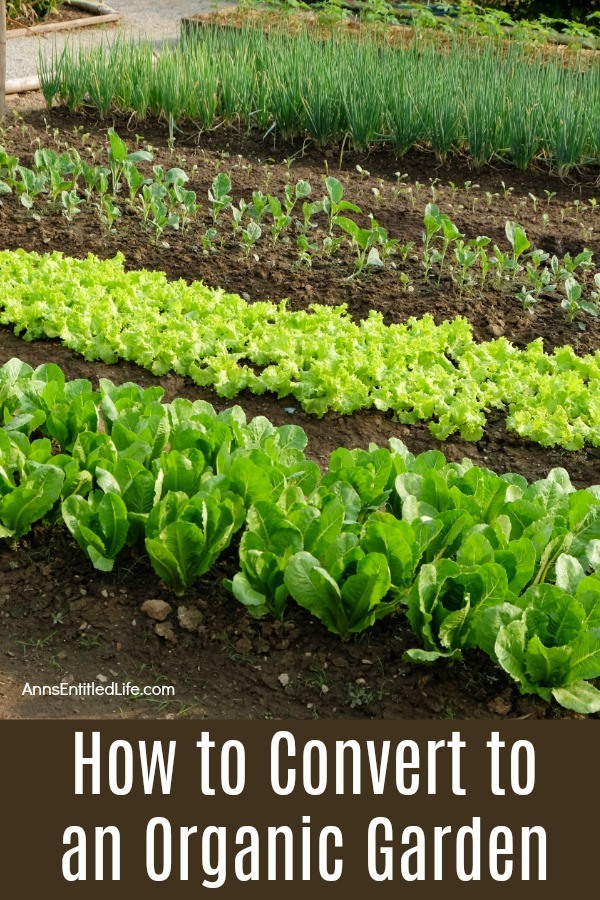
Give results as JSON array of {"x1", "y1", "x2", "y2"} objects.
[{"x1": 0, "y1": 7, "x2": 599, "y2": 719}]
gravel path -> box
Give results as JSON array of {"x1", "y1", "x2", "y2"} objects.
[{"x1": 6, "y1": 0, "x2": 230, "y2": 81}]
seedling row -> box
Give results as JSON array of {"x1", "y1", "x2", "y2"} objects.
[{"x1": 2, "y1": 132, "x2": 598, "y2": 326}]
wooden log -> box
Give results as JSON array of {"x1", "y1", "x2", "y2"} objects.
[
  {"x1": 7, "y1": 12, "x2": 120, "y2": 40},
  {"x1": 5, "y1": 75, "x2": 40, "y2": 94},
  {"x1": 64, "y1": 1, "x2": 117, "y2": 13}
]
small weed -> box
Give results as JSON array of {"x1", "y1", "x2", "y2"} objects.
[
  {"x1": 347, "y1": 683, "x2": 374, "y2": 709},
  {"x1": 18, "y1": 632, "x2": 56, "y2": 656},
  {"x1": 78, "y1": 634, "x2": 103, "y2": 649},
  {"x1": 220, "y1": 632, "x2": 254, "y2": 665},
  {"x1": 306, "y1": 666, "x2": 329, "y2": 694}
]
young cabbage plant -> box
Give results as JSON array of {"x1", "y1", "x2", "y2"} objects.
[
  {"x1": 267, "y1": 194, "x2": 291, "y2": 244},
  {"x1": 301, "y1": 198, "x2": 324, "y2": 235},
  {"x1": 100, "y1": 194, "x2": 121, "y2": 232},
  {"x1": 505, "y1": 220, "x2": 530, "y2": 263},
  {"x1": 283, "y1": 178, "x2": 312, "y2": 218},
  {"x1": 241, "y1": 221, "x2": 262, "y2": 256},
  {"x1": 122, "y1": 160, "x2": 147, "y2": 204},
  {"x1": 248, "y1": 190, "x2": 270, "y2": 224},
  {"x1": 208, "y1": 172, "x2": 233, "y2": 224},
  {"x1": 61, "y1": 189, "x2": 84, "y2": 222},
  {"x1": 335, "y1": 215, "x2": 384, "y2": 277},
  {"x1": 106, "y1": 127, "x2": 153, "y2": 195},
  {"x1": 322, "y1": 175, "x2": 361, "y2": 234},
  {"x1": 170, "y1": 183, "x2": 200, "y2": 231},
  {"x1": 14, "y1": 165, "x2": 47, "y2": 210},
  {"x1": 231, "y1": 198, "x2": 248, "y2": 236}
]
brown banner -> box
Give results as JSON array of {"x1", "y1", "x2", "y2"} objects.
[{"x1": 0, "y1": 720, "x2": 596, "y2": 897}]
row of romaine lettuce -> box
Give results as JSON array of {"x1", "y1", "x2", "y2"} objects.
[
  {"x1": 0, "y1": 249, "x2": 598, "y2": 450},
  {"x1": 2, "y1": 357, "x2": 600, "y2": 713}
]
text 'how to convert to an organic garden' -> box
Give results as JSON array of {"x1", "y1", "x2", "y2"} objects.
[
  {"x1": 2, "y1": 720, "x2": 595, "y2": 896},
  {"x1": 61, "y1": 729, "x2": 545, "y2": 887}
]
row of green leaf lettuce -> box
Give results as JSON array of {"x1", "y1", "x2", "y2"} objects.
[
  {"x1": 1, "y1": 358, "x2": 600, "y2": 713},
  {"x1": 0, "y1": 249, "x2": 599, "y2": 449}
]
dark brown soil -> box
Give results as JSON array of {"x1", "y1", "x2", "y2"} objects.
[{"x1": 0, "y1": 106, "x2": 598, "y2": 720}]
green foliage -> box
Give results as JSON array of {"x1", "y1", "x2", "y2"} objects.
[
  {"x1": 38, "y1": 26, "x2": 600, "y2": 172},
  {"x1": 0, "y1": 460, "x2": 64, "y2": 539},
  {"x1": 2, "y1": 358, "x2": 600, "y2": 712},
  {"x1": 477, "y1": 1, "x2": 599, "y2": 25},
  {"x1": 477, "y1": 578, "x2": 600, "y2": 713},
  {"x1": 285, "y1": 548, "x2": 391, "y2": 635},
  {"x1": 1, "y1": 249, "x2": 599, "y2": 451},
  {"x1": 7, "y1": 1, "x2": 59, "y2": 21},
  {"x1": 62, "y1": 491, "x2": 129, "y2": 571},
  {"x1": 3, "y1": 137, "x2": 598, "y2": 315},
  {"x1": 145, "y1": 488, "x2": 243, "y2": 595}
]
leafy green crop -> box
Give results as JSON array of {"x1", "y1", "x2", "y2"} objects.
[
  {"x1": 2, "y1": 358, "x2": 600, "y2": 712},
  {"x1": 95, "y1": 457, "x2": 157, "y2": 545},
  {"x1": 405, "y1": 559, "x2": 511, "y2": 662},
  {"x1": 38, "y1": 25, "x2": 600, "y2": 172},
  {"x1": 1, "y1": 250, "x2": 599, "y2": 450},
  {"x1": 145, "y1": 487, "x2": 243, "y2": 595},
  {"x1": 226, "y1": 494, "x2": 317, "y2": 619},
  {"x1": 62, "y1": 490, "x2": 129, "y2": 571},
  {"x1": 285, "y1": 549, "x2": 391, "y2": 635},
  {"x1": 0, "y1": 461, "x2": 64, "y2": 539},
  {"x1": 477, "y1": 574, "x2": 600, "y2": 713}
]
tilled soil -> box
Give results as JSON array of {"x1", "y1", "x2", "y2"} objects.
[{"x1": 0, "y1": 107, "x2": 598, "y2": 719}]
